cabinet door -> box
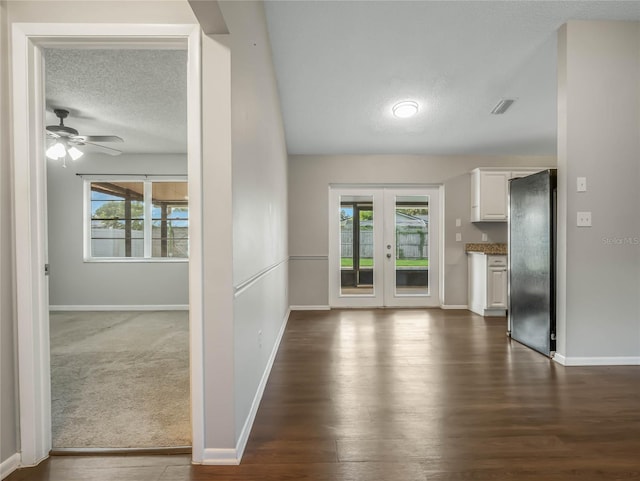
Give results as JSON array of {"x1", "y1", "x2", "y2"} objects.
[
  {"x1": 487, "y1": 266, "x2": 508, "y2": 308},
  {"x1": 479, "y1": 171, "x2": 509, "y2": 220}
]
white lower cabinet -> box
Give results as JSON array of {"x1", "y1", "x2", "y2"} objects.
[{"x1": 468, "y1": 253, "x2": 507, "y2": 316}]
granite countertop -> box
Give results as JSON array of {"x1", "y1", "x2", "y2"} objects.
[{"x1": 465, "y1": 243, "x2": 508, "y2": 255}]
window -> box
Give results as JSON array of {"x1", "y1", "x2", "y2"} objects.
[{"x1": 86, "y1": 178, "x2": 188, "y2": 261}]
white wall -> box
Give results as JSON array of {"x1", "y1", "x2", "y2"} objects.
[
  {"x1": 288, "y1": 155, "x2": 555, "y2": 307},
  {"x1": 46, "y1": 154, "x2": 188, "y2": 308},
  {"x1": 0, "y1": 0, "x2": 19, "y2": 470},
  {"x1": 557, "y1": 21, "x2": 640, "y2": 363},
  {"x1": 216, "y1": 0, "x2": 289, "y2": 449}
]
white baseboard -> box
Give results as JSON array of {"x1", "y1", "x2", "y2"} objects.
[
  {"x1": 483, "y1": 309, "x2": 507, "y2": 317},
  {"x1": 49, "y1": 304, "x2": 189, "y2": 311},
  {"x1": 1, "y1": 453, "x2": 20, "y2": 480},
  {"x1": 552, "y1": 353, "x2": 566, "y2": 365},
  {"x1": 201, "y1": 448, "x2": 240, "y2": 466},
  {"x1": 201, "y1": 308, "x2": 291, "y2": 466},
  {"x1": 440, "y1": 304, "x2": 468, "y2": 310},
  {"x1": 554, "y1": 353, "x2": 640, "y2": 366},
  {"x1": 290, "y1": 305, "x2": 330, "y2": 311}
]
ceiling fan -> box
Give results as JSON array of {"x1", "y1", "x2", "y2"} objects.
[{"x1": 46, "y1": 108, "x2": 124, "y2": 167}]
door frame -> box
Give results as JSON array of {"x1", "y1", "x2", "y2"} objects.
[
  {"x1": 328, "y1": 184, "x2": 443, "y2": 308},
  {"x1": 11, "y1": 23, "x2": 204, "y2": 465}
]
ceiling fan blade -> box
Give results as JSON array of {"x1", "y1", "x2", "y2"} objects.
[
  {"x1": 72, "y1": 135, "x2": 124, "y2": 143},
  {"x1": 46, "y1": 131, "x2": 60, "y2": 139},
  {"x1": 81, "y1": 141, "x2": 122, "y2": 156}
]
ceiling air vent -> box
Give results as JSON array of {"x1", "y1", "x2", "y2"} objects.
[{"x1": 490, "y1": 98, "x2": 516, "y2": 115}]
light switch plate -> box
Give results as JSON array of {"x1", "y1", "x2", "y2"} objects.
[
  {"x1": 455, "y1": 233, "x2": 462, "y2": 242},
  {"x1": 455, "y1": 218, "x2": 461, "y2": 227},
  {"x1": 577, "y1": 211, "x2": 592, "y2": 227},
  {"x1": 577, "y1": 177, "x2": 587, "y2": 192}
]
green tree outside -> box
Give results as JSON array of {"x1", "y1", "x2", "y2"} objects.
[{"x1": 93, "y1": 201, "x2": 144, "y2": 230}]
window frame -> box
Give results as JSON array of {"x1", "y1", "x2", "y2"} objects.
[{"x1": 83, "y1": 175, "x2": 189, "y2": 263}]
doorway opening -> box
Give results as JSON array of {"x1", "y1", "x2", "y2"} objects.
[
  {"x1": 11, "y1": 23, "x2": 204, "y2": 465},
  {"x1": 44, "y1": 45, "x2": 191, "y2": 451}
]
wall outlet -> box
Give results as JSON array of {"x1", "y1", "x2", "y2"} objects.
[
  {"x1": 258, "y1": 330, "x2": 263, "y2": 348},
  {"x1": 577, "y1": 211, "x2": 592, "y2": 227},
  {"x1": 455, "y1": 218, "x2": 461, "y2": 227},
  {"x1": 455, "y1": 233, "x2": 462, "y2": 242},
  {"x1": 481, "y1": 233, "x2": 488, "y2": 242}
]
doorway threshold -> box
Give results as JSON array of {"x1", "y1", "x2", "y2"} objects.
[{"x1": 50, "y1": 446, "x2": 192, "y2": 456}]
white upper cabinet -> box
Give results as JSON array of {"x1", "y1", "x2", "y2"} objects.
[
  {"x1": 470, "y1": 168, "x2": 550, "y2": 222},
  {"x1": 471, "y1": 170, "x2": 510, "y2": 221}
]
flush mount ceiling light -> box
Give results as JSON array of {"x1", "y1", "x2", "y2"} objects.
[
  {"x1": 392, "y1": 100, "x2": 419, "y2": 118},
  {"x1": 490, "y1": 98, "x2": 516, "y2": 115}
]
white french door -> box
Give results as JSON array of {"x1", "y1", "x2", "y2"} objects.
[{"x1": 329, "y1": 186, "x2": 440, "y2": 308}]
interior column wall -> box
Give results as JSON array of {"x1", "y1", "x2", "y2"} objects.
[
  {"x1": 215, "y1": 0, "x2": 289, "y2": 454},
  {"x1": 556, "y1": 20, "x2": 640, "y2": 363},
  {"x1": 195, "y1": 0, "x2": 290, "y2": 462},
  {"x1": 200, "y1": 32, "x2": 235, "y2": 456}
]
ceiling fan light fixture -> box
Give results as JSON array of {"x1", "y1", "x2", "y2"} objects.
[
  {"x1": 45, "y1": 108, "x2": 124, "y2": 160},
  {"x1": 46, "y1": 141, "x2": 66, "y2": 160},
  {"x1": 68, "y1": 146, "x2": 84, "y2": 161},
  {"x1": 392, "y1": 100, "x2": 419, "y2": 119}
]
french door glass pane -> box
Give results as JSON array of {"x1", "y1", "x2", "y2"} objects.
[
  {"x1": 395, "y1": 195, "x2": 429, "y2": 295},
  {"x1": 340, "y1": 195, "x2": 374, "y2": 296}
]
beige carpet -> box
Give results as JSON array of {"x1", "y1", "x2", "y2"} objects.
[{"x1": 50, "y1": 310, "x2": 190, "y2": 448}]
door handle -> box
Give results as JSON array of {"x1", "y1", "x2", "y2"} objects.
[{"x1": 386, "y1": 253, "x2": 392, "y2": 259}]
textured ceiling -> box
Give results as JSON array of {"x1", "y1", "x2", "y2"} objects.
[
  {"x1": 45, "y1": 48, "x2": 187, "y2": 155},
  {"x1": 43, "y1": 2, "x2": 640, "y2": 157},
  {"x1": 264, "y1": 0, "x2": 640, "y2": 156}
]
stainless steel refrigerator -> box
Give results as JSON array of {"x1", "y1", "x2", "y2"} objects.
[{"x1": 508, "y1": 169, "x2": 557, "y2": 356}]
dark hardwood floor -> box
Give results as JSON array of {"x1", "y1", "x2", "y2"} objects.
[{"x1": 7, "y1": 309, "x2": 640, "y2": 480}]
